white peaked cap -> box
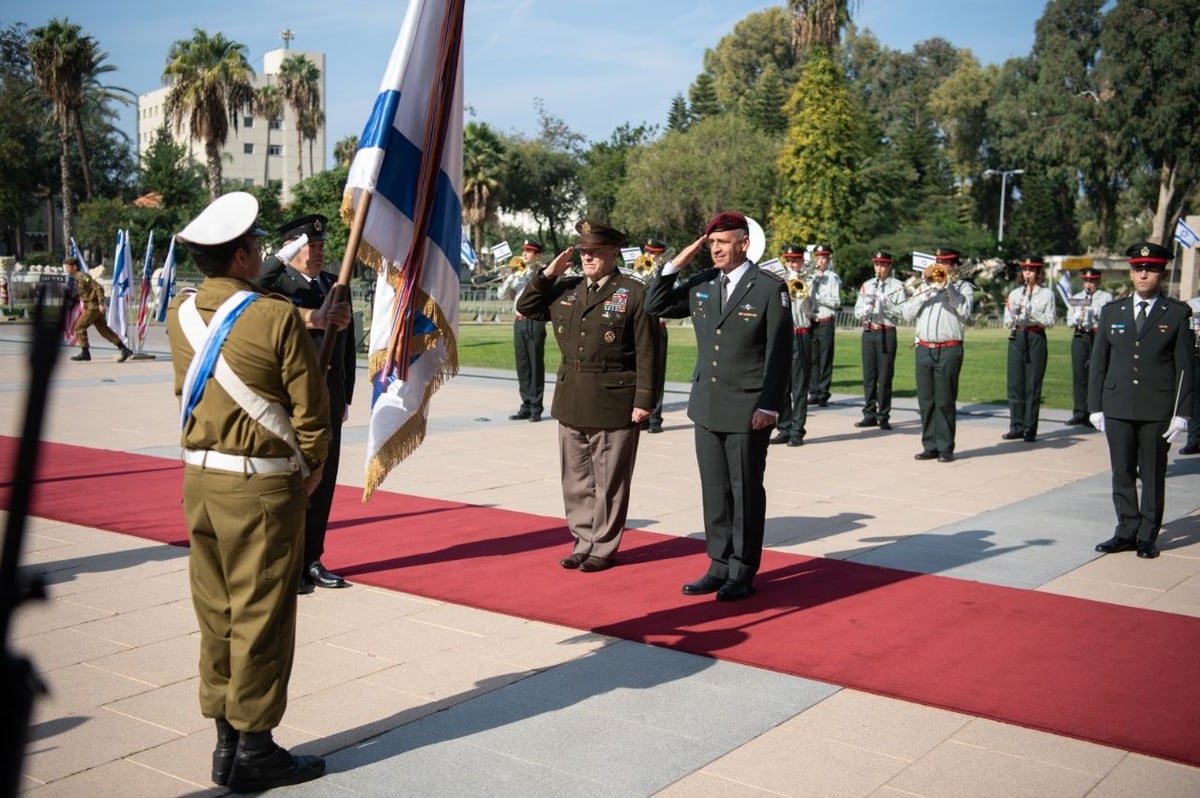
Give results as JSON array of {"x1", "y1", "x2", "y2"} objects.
[{"x1": 176, "y1": 192, "x2": 266, "y2": 246}]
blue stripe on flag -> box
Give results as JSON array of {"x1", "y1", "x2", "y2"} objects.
[{"x1": 360, "y1": 89, "x2": 402, "y2": 150}]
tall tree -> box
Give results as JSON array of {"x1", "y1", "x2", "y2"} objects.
[
  {"x1": 666, "y1": 93, "x2": 691, "y2": 132},
  {"x1": 71, "y1": 37, "x2": 132, "y2": 201},
  {"x1": 301, "y1": 105, "x2": 324, "y2": 177},
  {"x1": 277, "y1": 53, "x2": 321, "y2": 185},
  {"x1": 743, "y1": 61, "x2": 788, "y2": 136},
  {"x1": 578, "y1": 123, "x2": 655, "y2": 223},
  {"x1": 253, "y1": 83, "x2": 282, "y2": 188},
  {"x1": 462, "y1": 121, "x2": 506, "y2": 255},
  {"x1": 28, "y1": 17, "x2": 92, "y2": 252},
  {"x1": 1, "y1": 23, "x2": 51, "y2": 255},
  {"x1": 688, "y1": 71, "x2": 721, "y2": 121},
  {"x1": 333, "y1": 134, "x2": 358, "y2": 168},
  {"x1": 703, "y1": 7, "x2": 797, "y2": 112},
  {"x1": 162, "y1": 28, "x2": 255, "y2": 200}
]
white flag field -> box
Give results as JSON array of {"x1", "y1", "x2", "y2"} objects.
[
  {"x1": 342, "y1": 0, "x2": 464, "y2": 501},
  {"x1": 106, "y1": 229, "x2": 132, "y2": 345}
]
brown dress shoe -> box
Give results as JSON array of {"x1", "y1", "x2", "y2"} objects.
[
  {"x1": 559, "y1": 553, "x2": 586, "y2": 569},
  {"x1": 578, "y1": 556, "x2": 614, "y2": 572}
]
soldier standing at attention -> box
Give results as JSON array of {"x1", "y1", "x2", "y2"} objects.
[
  {"x1": 517, "y1": 220, "x2": 657, "y2": 571},
  {"x1": 63, "y1": 255, "x2": 133, "y2": 362},
  {"x1": 902, "y1": 247, "x2": 972, "y2": 463},
  {"x1": 643, "y1": 238, "x2": 671, "y2": 433},
  {"x1": 1065, "y1": 267, "x2": 1112, "y2": 427},
  {"x1": 166, "y1": 192, "x2": 330, "y2": 792},
  {"x1": 257, "y1": 213, "x2": 356, "y2": 593},
  {"x1": 770, "y1": 244, "x2": 815, "y2": 447},
  {"x1": 807, "y1": 242, "x2": 841, "y2": 407},
  {"x1": 499, "y1": 239, "x2": 547, "y2": 421},
  {"x1": 1001, "y1": 257, "x2": 1056, "y2": 443},
  {"x1": 852, "y1": 250, "x2": 907, "y2": 431}
]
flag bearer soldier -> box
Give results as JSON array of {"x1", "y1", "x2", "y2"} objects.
[
  {"x1": 499, "y1": 239, "x2": 548, "y2": 421},
  {"x1": 516, "y1": 220, "x2": 657, "y2": 572},
  {"x1": 771, "y1": 244, "x2": 815, "y2": 446},
  {"x1": 807, "y1": 242, "x2": 841, "y2": 406},
  {"x1": 166, "y1": 192, "x2": 329, "y2": 792},
  {"x1": 902, "y1": 247, "x2": 973, "y2": 462},
  {"x1": 852, "y1": 249, "x2": 907, "y2": 430},
  {"x1": 647, "y1": 210, "x2": 792, "y2": 601},
  {"x1": 1091, "y1": 242, "x2": 1193, "y2": 560},
  {"x1": 1001, "y1": 256, "x2": 1056, "y2": 442},
  {"x1": 643, "y1": 237, "x2": 670, "y2": 433},
  {"x1": 1065, "y1": 266, "x2": 1113, "y2": 427},
  {"x1": 258, "y1": 213, "x2": 356, "y2": 592},
  {"x1": 63, "y1": 255, "x2": 133, "y2": 362}
]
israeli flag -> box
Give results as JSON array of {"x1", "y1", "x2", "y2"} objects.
[{"x1": 1174, "y1": 218, "x2": 1198, "y2": 250}]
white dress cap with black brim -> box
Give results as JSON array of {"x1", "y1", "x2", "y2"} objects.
[{"x1": 176, "y1": 192, "x2": 267, "y2": 246}]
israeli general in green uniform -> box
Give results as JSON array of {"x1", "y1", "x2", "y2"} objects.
[
  {"x1": 517, "y1": 220, "x2": 657, "y2": 572},
  {"x1": 166, "y1": 192, "x2": 329, "y2": 792}
]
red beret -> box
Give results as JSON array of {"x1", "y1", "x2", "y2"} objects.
[{"x1": 704, "y1": 211, "x2": 748, "y2": 236}]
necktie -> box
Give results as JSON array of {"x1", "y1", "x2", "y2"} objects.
[
  {"x1": 1136, "y1": 300, "x2": 1148, "y2": 334},
  {"x1": 719, "y1": 275, "x2": 729, "y2": 312},
  {"x1": 588, "y1": 282, "x2": 599, "y2": 296}
]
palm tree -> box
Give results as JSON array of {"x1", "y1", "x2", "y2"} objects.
[
  {"x1": 276, "y1": 53, "x2": 321, "y2": 186},
  {"x1": 787, "y1": 0, "x2": 855, "y2": 52},
  {"x1": 253, "y1": 83, "x2": 282, "y2": 187},
  {"x1": 28, "y1": 18, "x2": 92, "y2": 252},
  {"x1": 333, "y1": 135, "x2": 358, "y2": 168},
  {"x1": 300, "y1": 106, "x2": 324, "y2": 178},
  {"x1": 162, "y1": 28, "x2": 255, "y2": 200},
  {"x1": 462, "y1": 121, "x2": 506, "y2": 255}
]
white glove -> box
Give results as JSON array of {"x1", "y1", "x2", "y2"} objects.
[
  {"x1": 1089, "y1": 412, "x2": 1105, "y2": 432},
  {"x1": 1164, "y1": 416, "x2": 1189, "y2": 442}
]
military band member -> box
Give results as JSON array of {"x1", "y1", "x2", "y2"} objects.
[
  {"x1": 647, "y1": 210, "x2": 792, "y2": 602},
  {"x1": 166, "y1": 192, "x2": 328, "y2": 791},
  {"x1": 771, "y1": 244, "x2": 815, "y2": 446},
  {"x1": 807, "y1": 242, "x2": 841, "y2": 406},
  {"x1": 1066, "y1": 267, "x2": 1113, "y2": 427},
  {"x1": 643, "y1": 238, "x2": 670, "y2": 433},
  {"x1": 499, "y1": 239, "x2": 547, "y2": 421},
  {"x1": 1001, "y1": 257, "x2": 1056, "y2": 442},
  {"x1": 63, "y1": 256, "x2": 133, "y2": 362},
  {"x1": 1091, "y1": 242, "x2": 1193, "y2": 559},
  {"x1": 902, "y1": 247, "x2": 972, "y2": 462},
  {"x1": 1184, "y1": 294, "x2": 1200, "y2": 455},
  {"x1": 852, "y1": 250, "x2": 907, "y2": 430},
  {"x1": 516, "y1": 221, "x2": 657, "y2": 572}
]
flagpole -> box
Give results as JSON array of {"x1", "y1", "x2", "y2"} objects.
[{"x1": 318, "y1": 191, "x2": 373, "y2": 370}]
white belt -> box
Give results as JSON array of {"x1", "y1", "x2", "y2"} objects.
[{"x1": 182, "y1": 449, "x2": 300, "y2": 475}]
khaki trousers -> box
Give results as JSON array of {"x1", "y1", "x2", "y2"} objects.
[
  {"x1": 183, "y1": 466, "x2": 307, "y2": 732},
  {"x1": 557, "y1": 423, "x2": 640, "y2": 560}
]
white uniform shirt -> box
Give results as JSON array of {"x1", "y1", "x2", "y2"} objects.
[
  {"x1": 809, "y1": 269, "x2": 841, "y2": 320},
  {"x1": 853, "y1": 276, "x2": 908, "y2": 327},
  {"x1": 1067, "y1": 288, "x2": 1114, "y2": 330},
  {"x1": 1003, "y1": 284, "x2": 1057, "y2": 329},
  {"x1": 902, "y1": 281, "x2": 971, "y2": 343}
]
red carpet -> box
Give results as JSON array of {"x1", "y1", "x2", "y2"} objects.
[{"x1": 4, "y1": 436, "x2": 1199, "y2": 767}]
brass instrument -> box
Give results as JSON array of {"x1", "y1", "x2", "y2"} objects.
[
  {"x1": 508, "y1": 255, "x2": 528, "y2": 273},
  {"x1": 925, "y1": 263, "x2": 949, "y2": 287},
  {"x1": 632, "y1": 253, "x2": 656, "y2": 277},
  {"x1": 787, "y1": 276, "x2": 809, "y2": 300}
]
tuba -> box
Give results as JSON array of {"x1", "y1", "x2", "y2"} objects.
[{"x1": 924, "y1": 263, "x2": 949, "y2": 287}]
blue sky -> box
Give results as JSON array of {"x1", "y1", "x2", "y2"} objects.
[{"x1": 11, "y1": 0, "x2": 1050, "y2": 158}]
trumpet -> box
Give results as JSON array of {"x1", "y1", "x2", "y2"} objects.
[
  {"x1": 787, "y1": 276, "x2": 809, "y2": 300},
  {"x1": 508, "y1": 255, "x2": 528, "y2": 273},
  {"x1": 924, "y1": 263, "x2": 949, "y2": 287},
  {"x1": 632, "y1": 253, "x2": 656, "y2": 277}
]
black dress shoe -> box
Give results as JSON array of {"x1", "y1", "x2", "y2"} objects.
[
  {"x1": 1001, "y1": 431, "x2": 1025, "y2": 440},
  {"x1": 816, "y1": 398, "x2": 829, "y2": 407},
  {"x1": 118, "y1": 346, "x2": 133, "y2": 363},
  {"x1": 716, "y1": 581, "x2": 756, "y2": 602},
  {"x1": 1181, "y1": 443, "x2": 1200, "y2": 455},
  {"x1": 307, "y1": 560, "x2": 349, "y2": 588},
  {"x1": 937, "y1": 452, "x2": 955, "y2": 463},
  {"x1": 1095, "y1": 536, "x2": 1137, "y2": 554},
  {"x1": 1023, "y1": 433, "x2": 1037, "y2": 443},
  {"x1": 560, "y1": 553, "x2": 586, "y2": 569},
  {"x1": 914, "y1": 450, "x2": 939, "y2": 461},
  {"x1": 878, "y1": 420, "x2": 892, "y2": 431},
  {"x1": 1064, "y1": 416, "x2": 1088, "y2": 426},
  {"x1": 770, "y1": 431, "x2": 791, "y2": 444},
  {"x1": 648, "y1": 423, "x2": 663, "y2": 433},
  {"x1": 854, "y1": 418, "x2": 878, "y2": 428},
  {"x1": 787, "y1": 435, "x2": 804, "y2": 447},
  {"x1": 509, "y1": 408, "x2": 531, "y2": 420},
  {"x1": 682, "y1": 575, "x2": 724, "y2": 595},
  {"x1": 529, "y1": 411, "x2": 543, "y2": 422},
  {"x1": 227, "y1": 732, "x2": 325, "y2": 793},
  {"x1": 297, "y1": 574, "x2": 315, "y2": 595},
  {"x1": 1136, "y1": 542, "x2": 1160, "y2": 559},
  {"x1": 578, "y1": 556, "x2": 614, "y2": 572},
  {"x1": 212, "y1": 719, "x2": 238, "y2": 786}
]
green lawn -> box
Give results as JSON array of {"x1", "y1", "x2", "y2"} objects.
[{"x1": 454, "y1": 323, "x2": 1083, "y2": 410}]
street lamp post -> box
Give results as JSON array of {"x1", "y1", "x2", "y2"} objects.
[{"x1": 982, "y1": 168, "x2": 1025, "y2": 244}]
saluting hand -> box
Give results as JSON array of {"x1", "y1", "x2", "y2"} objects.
[
  {"x1": 544, "y1": 247, "x2": 575, "y2": 279},
  {"x1": 672, "y1": 235, "x2": 708, "y2": 269}
]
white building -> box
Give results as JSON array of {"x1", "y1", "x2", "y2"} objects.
[{"x1": 137, "y1": 48, "x2": 326, "y2": 201}]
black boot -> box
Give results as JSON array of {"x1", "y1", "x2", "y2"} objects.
[
  {"x1": 70, "y1": 347, "x2": 90, "y2": 361},
  {"x1": 226, "y1": 730, "x2": 325, "y2": 793},
  {"x1": 118, "y1": 345, "x2": 133, "y2": 363},
  {"x1": 212, "y1": 718, "x2": 239, "y2": 786}
]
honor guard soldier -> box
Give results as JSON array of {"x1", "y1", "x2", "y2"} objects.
[
  {"x1": 642, "y1": 238, "x2": 671, "y2": 432},
  {"x1": 63, "y1": 255, "x2": 134, "y2": 362},
  {"x1": 516, "y1": 221, "x2": 657, "y2": 571},
  {"x1": 1090, "y1": 242, "x2": 1193, "y2": 559},
  {"x1": 1001, "y1": 256, "x2": 1056, "y2": 442},
  {"x1": 1065, "y1": 267, "x2": 1113, "y2": 426},
  {"x1": 499, "y1": 239, "x2": 547, "y2": 421},
  {"x1": 1184, "y1": 294, "x2": 1200, "y2": 455},
  {"x1": 807, "y1": 242, "x2": 841, "y2": 406},
  {"x1": 166, "y1": 192, "x2": 329, "y2": 791},
  {"x1": 647, "y1": 210, "x2": 792, "y2": 601},
  {"x1": 902, "y1": 247, "x2": 973, "y2": 462},
  {"x1": 852, "y1": 250, "x2": 908, "y2": 430},
  {"x1": 772, "y1": 244, "x2": 815, "y2": 446},
  {"x1": 257, "y1": 213, "x2": 356, "y2": 592}
]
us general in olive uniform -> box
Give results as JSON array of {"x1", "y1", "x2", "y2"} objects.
[
  {"x1": 166, "y1": 192, "x2": 329, "y2": 792},
  {"x1": 63, "y1": 256, "x2": 133, "y2": 362},
  {"x1": 517, "y1": 220, "x2": 657, "y2": 571}
]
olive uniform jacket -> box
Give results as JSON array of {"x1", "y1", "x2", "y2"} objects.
[
  {"x1": 257, "y1": 257, "x2": 357, "y2": 418},
  {"x1": 1088, "y1": 295, "x2": 1193, "y2": 422},
  {"x1": 74, "y1": 272, "x2": 105, "y2": 310},
  {"x1": 647, "y1": 265, "x2": 792, "y2": 433},
  {"x1": 516, "y1": 268, "x2": 657, "y2": 428}
]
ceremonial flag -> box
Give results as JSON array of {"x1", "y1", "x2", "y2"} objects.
[
  {"x1": 342, "y1": 0, "x2": 464, "y2": 501},
  {"x1": 106, "y1": 229, "x2": 132, "y2": 345},
  {"x1": 1175, "y1": 218, "x2": 1199, "y2": 249},
  {"x1": 64, "y1": 238, "x2": 89, "y2": 345},
  {"x1": 155, "y1": 236, "x2": 177, "y2": 323},
  {"x1": 912, "y1": 251, "x2": 935, "y2": 272},
  {"x1": 135, "y1": 231, "x2": 154, "y2": 350},
  {"x1": 1055, "y1": 269, "x2": 1073, "y2": 307},
  {"x1": 460, "y1": 228, "x2": 477, "y2": 269}
]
